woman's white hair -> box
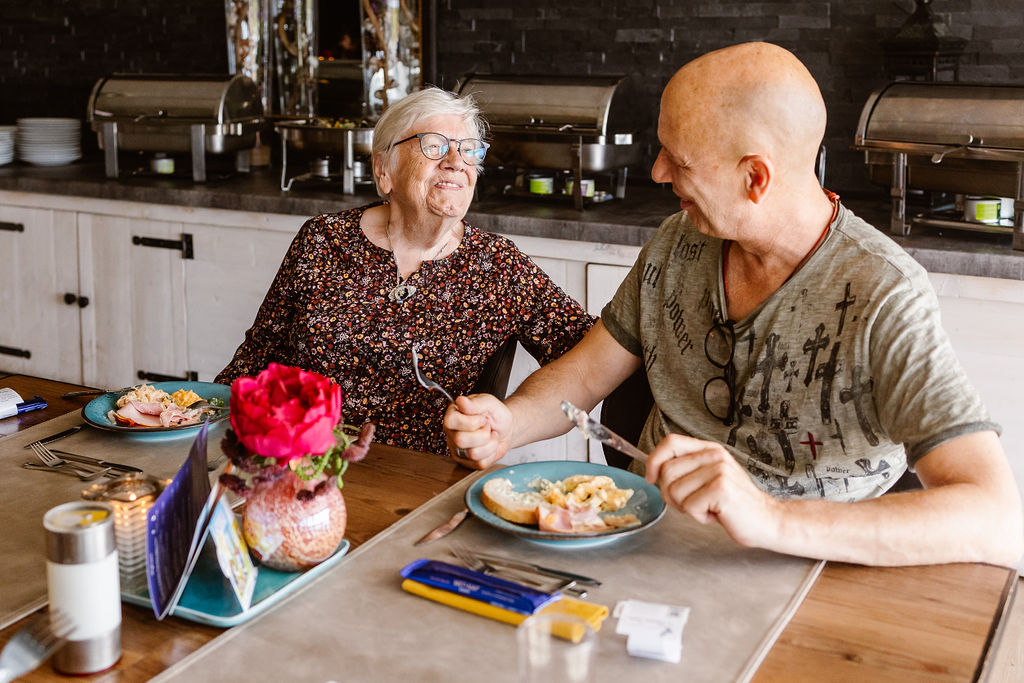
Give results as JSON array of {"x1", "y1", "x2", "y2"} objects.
[{"x1": 371, "y1": 86, "x2": 488, "y2": 198}]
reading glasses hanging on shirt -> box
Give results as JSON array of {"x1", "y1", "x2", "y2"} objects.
[{"x1": 703, "y1": 315, "x2": 738, "y2": 426}]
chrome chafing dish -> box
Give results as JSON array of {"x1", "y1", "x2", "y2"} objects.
[
  {"x1": 457, "y1": 74, "x2": 643, "y2": 210},
  {"x1": 274, "y1": 119, "x2": 375, "y2": 193},
  {"x1": 854, "y1": 81, "x2": 1024, "y2": 250},
  {"x1": 86, "y1": 73, "x2": 262, "y2": 182}
]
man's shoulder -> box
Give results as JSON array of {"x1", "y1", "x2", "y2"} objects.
[{"x1": 829, "y1": 205, "x2": 929, "y2": 286}]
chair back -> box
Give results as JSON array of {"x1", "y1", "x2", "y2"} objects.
[
  {"x1": 598, "y1": 368, "x2": 654, "y2": 470},
  {"x1": 471, "y1": 337, "x2": 519, "y2": 399}
]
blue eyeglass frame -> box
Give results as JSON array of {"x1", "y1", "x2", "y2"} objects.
[{"x1": 394, "y1": 132, "x2": 491, "y2": 164}]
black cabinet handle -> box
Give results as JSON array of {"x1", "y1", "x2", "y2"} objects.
[
  {"x1": 0, "y1": 221, "x2": 25, "y2": 232},
  {"x1": 63, "y1": 293, "x2": 90, "y2": 308},
  {"x1": 137, "y1": 370, "x2": 199, "y2": 383},
  {"x1": 132, "y1": 233, "x2": 194, "y2": 259},
  {"x1": 0, "y1": 345, "x2": 31, "y2": 359}
]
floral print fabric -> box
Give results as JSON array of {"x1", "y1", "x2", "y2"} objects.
[{"x1": 217, "y1": 203, "x2": 595, "y2": 455}]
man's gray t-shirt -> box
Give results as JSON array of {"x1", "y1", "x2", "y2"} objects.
[{"x1": 602, "y1": 204, "x2": 998, "y2": 501}]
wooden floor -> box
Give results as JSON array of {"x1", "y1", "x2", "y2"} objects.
[{"x1": 989, "y1": 577, "x2": 1024, "y2": 682}]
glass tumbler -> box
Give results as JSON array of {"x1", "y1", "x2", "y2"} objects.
[{"x1": 516, "y1": 613, "x2": 596, "y2": 683}]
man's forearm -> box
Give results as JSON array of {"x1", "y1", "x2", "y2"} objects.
[
  {"x1": 767, "y1": 482, "x2": 1022, "y2": 566},
  {"x1": 762, "y1": 433, "x2": 1023, "y2": 566}
]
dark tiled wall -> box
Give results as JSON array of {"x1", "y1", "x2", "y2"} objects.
[
  {"x1": 1, "y1": 1, "x2": 1022, "y2": 193},
  {"x1": 432, "y1": 0, "x2": 1024, "y2": 192}
]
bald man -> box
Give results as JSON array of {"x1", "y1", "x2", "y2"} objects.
[{"x1": 443, "y1": 43, "x2": 1023, "y2": 567}]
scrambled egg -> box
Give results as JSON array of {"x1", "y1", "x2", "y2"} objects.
[
  {"x1": 114, "y1": 385, "x2": 202, "y2": 410},
  {"x1": 535, "y1": 474, "x2": 633, "y2": 512},
  {"x1": 169, "y1": 388, "x2": 202, "y2": 408}
]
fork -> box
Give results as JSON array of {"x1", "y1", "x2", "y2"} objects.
[
  {"x1": 186, "y1": 399, "x2": 229, "y2": 412},
  {"x1": 411, "y1": 343, "x2": 467, "y2": 458},
  {"x1": 30, "y1": 442, "x2": 109, "y2": 479},
  {"x1": 0, "y1": 609, "x2": 72, "y2": 683},
  {"x1": 21, "y1": 463, "x2": 110, "y2": 481},
  {"x1": 448, "y1": 541, "x2": 585, "y2": 597}
]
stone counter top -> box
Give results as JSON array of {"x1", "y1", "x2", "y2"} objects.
[{"x1": 1, "y1": 161, "x2": 1021, "y2": 280}]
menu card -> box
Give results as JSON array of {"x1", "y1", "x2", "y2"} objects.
[{"x1": 146, "y1": 422, "x2": 258, "y2": 619}]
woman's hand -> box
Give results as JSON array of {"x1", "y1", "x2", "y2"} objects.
[{"x1": 444, "y1": 394, "x2": 513, "y2": 469}]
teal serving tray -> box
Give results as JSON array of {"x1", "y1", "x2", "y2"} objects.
[{"x1": 122, "y1": 538, "x2": 350, "y2": 627}]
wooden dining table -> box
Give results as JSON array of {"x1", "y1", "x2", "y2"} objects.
[{"x1": 0, "y1": 372, "x2": 1017, "y2": 682}]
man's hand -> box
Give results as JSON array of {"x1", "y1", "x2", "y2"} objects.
[
  {"x1": 645, "y1": 434, "x2": 780, "y2": 548},
  {"x1": 443, "y1": 394, "x2": 513, "y2": 470}
]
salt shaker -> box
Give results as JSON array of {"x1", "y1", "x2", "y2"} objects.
[{"x1": 44, "y1": 501, "x2": 122, "y2": 674}]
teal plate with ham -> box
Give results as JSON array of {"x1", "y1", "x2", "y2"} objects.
[
  {"x1": 81, "y1": 381, "x2": 231, "y2": 439},
  {"x1": 465, "y1": 461, "x2": 665, "y2": 548}
]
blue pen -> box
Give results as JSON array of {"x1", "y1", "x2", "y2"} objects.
[{"x1": 16, "y1": 396, "x2": 48, "y2": 414}]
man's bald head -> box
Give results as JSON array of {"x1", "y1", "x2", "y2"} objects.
[{"x1": 661, "y1": 42, "x2": 826, "y2": 177}]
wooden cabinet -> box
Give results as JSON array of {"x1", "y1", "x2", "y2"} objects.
[
  {"x1": 184, "y1": 223, "x2": 296, "y2": 381},
  {"x1": 1, "y1": 191, "x2": 300, "y2": 388},
  {"x1": 929, "y1": 272, "x2": 1024, "y2": 572},
  {"x1": 77, "y1": 212, "x2": 190, "y2": 389},
  {"x1": 0, "y1": 204, "x2": 81, "y2": 382},
  {"x1": 497, "y1": 234, "x2": 640, "y2": 464}
]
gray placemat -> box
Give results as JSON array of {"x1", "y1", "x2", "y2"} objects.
[
  {"x1": 153, "y1": 465, "x2": 821, "y2": 683},
  {"x1": 0, "y1": 412, "x2": 227, "y2": 629}
]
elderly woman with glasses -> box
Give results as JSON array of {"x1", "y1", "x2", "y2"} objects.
[{"x1": 216, "y1": 87, "x2": 595, "y2": 457}]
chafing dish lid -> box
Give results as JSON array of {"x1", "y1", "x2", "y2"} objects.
[
  {"x1": 458, "y1": 74, "x2": 626, "y2": 135},
  {"x1": 857, "y1": 81, "x2": 1024, "y2": 150},
  {"x1": 87, "y1": 73, "x2": 261, "y2": 124}
]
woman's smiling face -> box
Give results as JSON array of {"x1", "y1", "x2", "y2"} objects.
[{"x1": 377, "y1": 114, "x2": 479, "y2": 220}]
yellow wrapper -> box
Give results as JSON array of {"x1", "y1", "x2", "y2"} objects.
[{"x1": 401, "y1": 579, "x2": 608, "y2": 639}]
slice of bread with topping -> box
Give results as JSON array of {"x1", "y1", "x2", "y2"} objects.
[{"x1": 481, "y1": 477, "x2": 545, "y2": 525}]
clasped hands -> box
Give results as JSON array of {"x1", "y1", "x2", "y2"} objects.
[{"x1": 443, "y1": 395, "x2": 780, "y2": 550}]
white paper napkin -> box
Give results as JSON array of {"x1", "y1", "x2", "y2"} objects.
[{"x1": 0, "y1": 387, "x2": 25, "y2": 419}]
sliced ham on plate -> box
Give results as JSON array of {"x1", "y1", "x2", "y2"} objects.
[
  {"x1": 112, "y1": 402, "x2": 164, "y2": 427},
  {"x1": 537, "y1": 502, "x2": 610, "y2": 534},
  {"x1": 129, "y1": 401, "x2": 165, "y2": 416}
]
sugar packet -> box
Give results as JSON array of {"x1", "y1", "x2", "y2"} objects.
[{"x1": 613, "y1": 598, "x2": 691, "y2": 663}]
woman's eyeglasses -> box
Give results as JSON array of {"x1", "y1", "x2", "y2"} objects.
[
  {"x1": 703, "y1": 315, "x2": 737, "y2": 426},
  {"x1": 395, "y1": 132, "x2": 490, "y2": 164}
]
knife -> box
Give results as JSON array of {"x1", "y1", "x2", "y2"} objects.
[
  {"x1": 23, "y1": 424, "x2": 85, "y2": 449},
  {"x1": 471, "y1": 550, "x2": 603, "y2": 587},
  {"x1": 560, "y1": 400, "x2": 649, "y2": 464},
  {"x1": 60, "y1": 385, "x2": 133, "y2": 399},
  {"x1": 414, "y1": 507, "x2": 470, "y2": 545},
  {"x1": 47, "y1": 449, "x2": 143, "y2": 473}
]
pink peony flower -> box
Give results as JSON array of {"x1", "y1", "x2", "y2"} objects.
[{"x1": 230, "y1": 363, "x2": 343, "y2": 463}]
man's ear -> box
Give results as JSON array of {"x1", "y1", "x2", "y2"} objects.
[
  {"x1": 741, "y1": 155, "x2": 771, "y2": 203},
  {"x1": 373, "y1": 153, "x2": 393, "y2": 195}
]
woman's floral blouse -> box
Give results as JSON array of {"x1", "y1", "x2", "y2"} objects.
[{"x1": 217, "y1": 203, "x2": 596, "y2": 455}]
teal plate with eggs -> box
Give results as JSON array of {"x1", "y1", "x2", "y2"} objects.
[
  {"x1": 81, "y1": 381, "x2": 231, "y2": 439},
  {"x1": 465, "y1": 461, "x2": 665, "y2": 548}
]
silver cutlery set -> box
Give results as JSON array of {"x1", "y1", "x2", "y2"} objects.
[
  {"x1": 21, "y1": 426, "x2": 141, "y2": 481},
  {"x1": 447, "y1": 541, "x2": 598, "y2": 599}
]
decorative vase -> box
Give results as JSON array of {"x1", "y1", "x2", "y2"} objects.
[{"x1": 241, "y1": 470, "x2": 347, "y2": 572}]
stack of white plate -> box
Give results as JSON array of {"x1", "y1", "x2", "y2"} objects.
[
  {"x1": 16, "y1": 118, "x2": 82, "y2": 166},
  {"x1": 0, "y1": 126, "x2": 15, "y2": 166}
]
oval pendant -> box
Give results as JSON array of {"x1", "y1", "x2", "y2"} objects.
[{"x1": 389, "y1": 283, "x2": 417, "y2": 303}]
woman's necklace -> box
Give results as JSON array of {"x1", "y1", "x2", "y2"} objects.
[{"x1": 384, "y1": 221, "x2": 456, "y2": 303}]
